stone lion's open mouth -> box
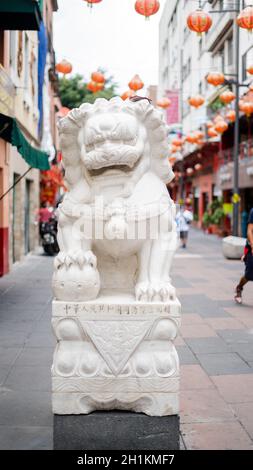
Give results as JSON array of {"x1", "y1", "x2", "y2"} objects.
[{"x1": 88, "y1": 161, "x2": 139, "y2": 178}]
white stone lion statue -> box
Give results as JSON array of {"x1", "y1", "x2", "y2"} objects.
[{"x1": 53, "y1": 96, "x2": 177, "y2": 303}]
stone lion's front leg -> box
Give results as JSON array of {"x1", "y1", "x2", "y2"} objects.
[
  {"x1": 53, "y1": 210, "x2": 100, "y2": 302},
  {"x1": 135, "y1": 214, "x2": 177, "y2": 303}
]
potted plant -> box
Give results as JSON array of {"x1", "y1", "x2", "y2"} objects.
[{"x1": 202, "y1": 211, "x2": 212, "y2": 233}]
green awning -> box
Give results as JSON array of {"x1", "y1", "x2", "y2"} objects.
[
  {"x1": 0, "y1": 0, "x2": 42, "y2": 31},
  {"x1": 0, "y1": 113, "x2": 50, "y2": 170}
]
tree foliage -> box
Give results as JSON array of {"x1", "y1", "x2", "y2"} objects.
[{"x1": 59, "y1": 73, "x2": 118, "y2": 109}]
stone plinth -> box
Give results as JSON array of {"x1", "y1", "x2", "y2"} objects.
[
  {"x1": 222, "y1": 236, "x2": 246, "y2": 259},
  {"x1": 54, "y1": 412, "x2": 180, "y2": 450},
  {"x1": 52, "y1": 292, "x2": 181, "y2": 417}
]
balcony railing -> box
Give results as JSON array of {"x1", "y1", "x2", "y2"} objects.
[{"x1": 218, "y1": 141, "x2": 253, "y2": 165}]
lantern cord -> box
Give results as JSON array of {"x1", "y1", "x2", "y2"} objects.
[{"x1": 0, "y1": 167, "x2": 32, "y2": 202}]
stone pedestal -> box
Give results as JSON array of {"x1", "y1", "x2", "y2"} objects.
[
  {"x1": 222, "y1": 236, "x2": 246, "y2": 259},
  {"x1": 54, "y1": 412, "x2": 180, "y2": 450},
  {"x1": 52, "y1": 292, "x2": 181, "y2": 417}
]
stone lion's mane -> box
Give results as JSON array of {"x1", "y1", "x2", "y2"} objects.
[{"x1": 58, "y1": 97, "x2": 174, "y2": 183}]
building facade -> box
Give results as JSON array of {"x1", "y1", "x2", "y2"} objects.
[
  {"x1": 0, "y1": 0, "x2": 59, "y2": 276},
  {"x1": 159, "y1": 0, "x2": 253, "y2": 235}
]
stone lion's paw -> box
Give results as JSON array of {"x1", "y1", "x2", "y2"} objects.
[
  {"x1": 136, "y1": 282, "x2": 176, "y2": 302},
  {"x1": 135, "y1": 282, "x2": 150, "y2": 302},
  {"x1": 54, "y1": 252, "x2": 66, "y2": 269},
  {"x1": 83, "y1": 250, "x2": 97, "y2": 268},
  {"x1": 54, "y1": 250, "x2": 97, "y2": 269},
  {"x1": 160, "y1": 282, "x2": 176, "y2": 302}
]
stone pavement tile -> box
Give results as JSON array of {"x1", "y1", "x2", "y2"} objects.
[
  {"x1": 217, "y1": 329, "x2": 253, "y2": 344},
  {"x1": 176, "y1": 345, "x2": 198, "y2": 365},
  {"x1": 179, "y1": 294, "x2": 211, "y2": 313},
  {"x1": 224, "y1": 308, "x2": 253, "y2": 328},
  {"x1": 14, "y1": 347, "x2": 53, "y2": 366},
  {"x1": 4, "y1": 365, "x2": 51, "y2": 392},
  {"x1": 231, "y1": 403, "x2": 253, "y2": 439},
  {"x1": 181, "y1": 324, "x2": 217, "y2": 338},
  {"x1": 197, "y1": 304, "x2": 231, "y2": 318},
  {"x1": 189, "y1": 277, "x2": 208, "y2": 283},
  {"x1": 0, "y1": 347, "x2": 22, "y2": 366},
  {"x1": 180, "y1": 365, "x2": 214, "y2": 391},
  {"x1": 206, "y1": 317, "x2": 245, "y2": 330},
  {"x1": 211, "y1": 374, "x2": 253, "y2": 403},
  {"x1": 24, "y1": 331, "x2": 55, "y2": 348},
  {"x1": 181, "y1": 314, "x2": 205, "y2": 325},
  {"x1": 180, "y1": 389, "x2": 236, "y2": 424},
  {"x1": 185, "y1": 337, "x2": 230, "y2": 354},
  {"x1": 181, "y1": 422, "x2": 253, "y2": 450},
  {"x1": 0, "y1": 390, "x2": 52, "y2": 426},
  {"x1": 0, "y1": 367, "x2": 10, "y2": 385},
  {"x1": 0, "y1": 320, "x2": 35, "y2": 333},
  {"x1": 174, "y1": 276, "x2": 193, "y2": 288},
  {"x1": 0, "y1": 331, "x2": 28, "y2": 348},
  {"x1": 197, "y1": 353, "x2": 252, "y2": 376},
  {"x1": 228, "y1": 344, "x2": 253, "y2": 363},
  {"x1": 0, "y1": 425, "x2": 52, "y2": 450},
  {"x1": 0, "y1": 308, "x2": 43, "y2": 323},
  {"x1": 175, "y1": 335, "x2": 186, "y2": 346}
]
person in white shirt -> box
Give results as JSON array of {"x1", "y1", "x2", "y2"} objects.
[{"x1": 175, "y1": 206, "x2": 193, "y2": 248}]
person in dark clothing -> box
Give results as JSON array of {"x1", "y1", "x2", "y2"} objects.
[{"x1": 234, "y1": 208, "x2": 253, "y2": 304}]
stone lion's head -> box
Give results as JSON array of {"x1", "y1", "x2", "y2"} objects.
[{"x1": 58, "y1": 97, "x2": 174, "y2": 185}]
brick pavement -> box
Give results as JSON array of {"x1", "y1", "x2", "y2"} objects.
[{"x1": 0, "y1": 229, "x2": 253, "y2": 450}]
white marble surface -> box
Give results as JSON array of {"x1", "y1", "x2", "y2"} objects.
[
  {"x1": 52, "y1": 296, "x2": 181, "y2": 416},
  {"x1": 51, "y1": 97, "x2": 180, "y2": 416}
]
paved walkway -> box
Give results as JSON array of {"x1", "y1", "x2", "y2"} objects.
[{"x1": 0, "y1": 229, "x2": 253, "y2": 450}]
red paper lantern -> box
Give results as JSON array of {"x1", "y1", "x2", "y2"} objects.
[
  {"x1": 185, "y1": 134, "x2": 199, "y2": 144},
  {"x1": 87, "y1": 81, "x2": 104, "y2": 92},
  {"x1": 240, "y1": 101, "x2": 253, "y2": 117},
  {"x1": 135, "y1": 0, "x2": 160, "y2": 19},
  {"x1": 208, "y1": 127, "x2": 218, "y2": 138},
  {"x1": 84, "y1": 0, "x2": 103, "y2": 7},
  {"x1": 91, "y1": 71, "x2": 105, "y2": 83},
  {"x1": 186, "y1": 167, "x2": 194, "y2": 175},
  {"x1": 226, "y1": 110, "x2": 236, "y2": 123},
  {"x1": 214, "y1": 120, "x2": 228, "y2": 134},
  {"x1": 171, "y1": 145, "x2": 178, "y2": 154},
  {"x1": 58, "y1": 107, "x2": 70, "y2": 117},
  {"x1": 219, "y1": 90, "x2": 235, "y2": 104},
  {"x1": 206, "y1": 72, "x2": 225, "y2": 87},
  {"x1": 187, "y1": 9, "x2": 212, "y2": 35},
  {"x1": 121, "y1": 90, "x2": 135, "y2": 101},
  {"x1": 55, "y1": 59, "x2": 72, "y2": 75},
  {"x1": 156, "y1": 97, "x2": 171, "y2": 109},
  {"x1": 237, "y1": 6, "x2": 253, "y2": 32},
  {"x1": 128, "y1": 74, "x2": 144, "y2": 92},
  {"x1": 171, "y1": 138, "x2": 183, "y2": 147},
  {"x1": 214, "y1": 114, "x2": 224, "y2": 123},
  {"x1": 194, "y1": 130, "x2": 204, "y2": 140},
  {"x1": 247, "y1": 65, "x2": 253, "y2": 75},
  {"x1": 169, "y1": 156, "x2": 177, "y2": 165},
  {"x1": 188, "y1": 95, "x2": 205, "y2": 108}
]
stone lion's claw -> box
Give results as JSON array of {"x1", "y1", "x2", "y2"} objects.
[
  {"x1": 84, "y1": 250, "x2": 97, "y2": 268},
  {"x1": 53, "y1": 250, "x2": 97, "y2": 270},
  {"x1": 135, "y1": 281, "x2": 176, "y2": 302}
]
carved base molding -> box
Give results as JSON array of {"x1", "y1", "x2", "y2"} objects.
[{"x1": 52, "y1": 293, "x2": 181, "y2": 417}]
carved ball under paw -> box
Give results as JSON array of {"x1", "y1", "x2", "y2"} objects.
[{"x1": 52, "y1": 264, "x2": 100, "y2": 302}]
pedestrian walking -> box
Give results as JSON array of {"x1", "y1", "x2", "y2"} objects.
[
  {"x1": 234, "y1": 207, "x2": 253, "y2": 304},
  {"x1": 176, "y1": 204, "x2": 193, "y2": 248}
]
